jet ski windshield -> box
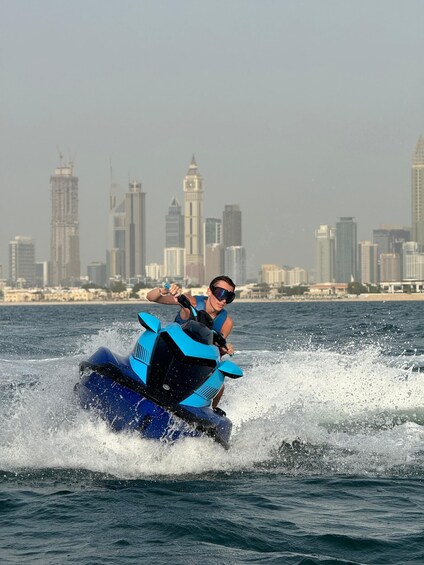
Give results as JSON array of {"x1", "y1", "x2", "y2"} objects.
[{"x1": 182, "y1": 319, "x2": 213, "y2": 345}]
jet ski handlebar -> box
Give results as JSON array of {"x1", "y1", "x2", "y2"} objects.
[
  {"x1": 177, "y1": 293, "x2": 195, "y2": 311},
  {"x1": 176, "y1": 293, "x2": 228, "y2": 350}
]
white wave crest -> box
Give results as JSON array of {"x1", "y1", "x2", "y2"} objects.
[{"x1": 1, "y1": 334, "x2": 423, "y2": 478}]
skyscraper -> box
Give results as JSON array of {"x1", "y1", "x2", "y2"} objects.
[
  {"x1": 164, "y1": 247, "x2": 185, "y2": 279},
  {"x1": 107, "y1": 173, "x2": 126, "y2": 280},
  {"x1": 35, "y1": 261, "x2": 50, "y2": 287},
  {"x1": 379, "y1": 254, "x2": 401, "y2": 282},
  {"x1": 165, "y1": 197, "x2": 184, "y2": 248},
  {"x1": 373, "y1": 225, "x2": 410, "y2": 281},
  {"x1": 222, "y1": 205, "x2": 242, "y2": 247},
  {"x1": 107, "y1": 199, "x2": 126, "y2": 280},
  {"x1": 205, "y1": 243, "x2": 224, "y2": 282},
  {"x1": 204, "y1": 217, "x2": 222, "y2": 246},
  {"x1": 315, "y1": 224, "x2": 335, "y2": 283},
  {"x1": 225, "y1": 246, "x2": 246, "y2": 285},
  {"x1": 222, "y1": 205, "x2": 244, "y2": 282},
  {"x1": 87, "y1": 262, "x2": 107, "y2": 287},
  {"x1": 184, "y1": 156, "x2": 204, "y2": 284},
  {"x1": 125, "y1": 181, "x2": 146, "y2": 279},
  {"x1": 412, "y1": 136, "x2": 424, "y2": 248},
  {"x1": 373, "y1": 225, "x2": 410, "y2": 255},
  {"x1": 358, "y1": 241, "x2": 378, "y2": 284},
  {"x1": 50, "y1": 160, "x2": 80, "y2": 286},
  {"x1": 204, "y1": 217, "x2": 223, "y2": 279},
  {"x1": 403, "y1": 241, "x2": 424, "y2": 280},
  {"x1": 335, "y1": 217, "x2": 357, "y2": 283},
  {"x1": 9, "y1": 236, "x2": 36, "y2": 286}
]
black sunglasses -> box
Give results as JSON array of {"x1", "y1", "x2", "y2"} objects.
[{"x1": 210, "y1": 284, "x2": 235, "y2": 304}]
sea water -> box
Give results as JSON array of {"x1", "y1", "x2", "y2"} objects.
[{"x1": 0, "y1": 301, "x2": 423, "y2": 564}]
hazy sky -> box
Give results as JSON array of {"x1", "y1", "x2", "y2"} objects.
[{"x1": 1, "y1": 0, "x2": 424, "y2": 278}]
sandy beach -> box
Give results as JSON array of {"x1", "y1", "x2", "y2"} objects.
[{"x1": 2, "y1": 293, "x2": 424, "y2": 306}]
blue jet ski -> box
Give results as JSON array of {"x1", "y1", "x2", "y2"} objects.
[{"x1": 77, "y1": 295, "x2": 243, "y2": 449}]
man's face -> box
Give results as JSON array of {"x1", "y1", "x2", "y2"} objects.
[{"x1": 207, "y1": 280, "x2": 235, "y2": 311}]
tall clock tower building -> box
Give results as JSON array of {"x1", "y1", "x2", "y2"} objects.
[{"x1": 184, "y1": 156, "x2": 204, "y2": 284}]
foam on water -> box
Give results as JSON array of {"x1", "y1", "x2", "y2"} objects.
[{"x1": 1, "y1": 323, "x2": 423, "y2": 479}]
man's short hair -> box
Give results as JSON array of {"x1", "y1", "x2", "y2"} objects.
[{"x1": 209, "y1": 275, "x2": 236, "y2": 291}]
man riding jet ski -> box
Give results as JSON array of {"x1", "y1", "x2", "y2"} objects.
[
  {"x1": 77, "y1": 294, "x2": 243, "y2": 448},
  {"x1": 146, "y1": 276, "x2": 237, "y2": 408}
]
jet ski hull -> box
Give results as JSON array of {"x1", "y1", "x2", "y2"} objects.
[{"x1": 78, "y1": 347, "x2": 233, "y2": 448}]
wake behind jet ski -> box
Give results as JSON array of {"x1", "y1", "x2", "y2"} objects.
[{"x1": 77, "y1": 295, "x2": 243, "y2": 448}]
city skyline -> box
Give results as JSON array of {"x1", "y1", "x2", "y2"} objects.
[
  {"x1": 0, "y1": 139, "x2": 419, "y2": 279},
  {"x1": 0, "y1": 141, "x2": 421, "y2": 283},
  {"x1": 1, "y1": 2, "x2": 423, "y2": 276}
]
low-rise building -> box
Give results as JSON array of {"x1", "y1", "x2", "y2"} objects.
[{"x1": 307, "y1": 283, "x2": 348, "y2": 297}]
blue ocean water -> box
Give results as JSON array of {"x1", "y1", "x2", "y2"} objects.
[{"x1": 0, "y1": 301, "x2": 423, "y2": 564}]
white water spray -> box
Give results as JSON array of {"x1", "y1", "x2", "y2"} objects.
[{"x1": 1, "y1": 323, "x2": 423, "y2": 479}]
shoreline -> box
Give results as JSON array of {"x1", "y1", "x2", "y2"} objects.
[{"x1": 2, "y1": 293, "x2": 424, "y2": 306}]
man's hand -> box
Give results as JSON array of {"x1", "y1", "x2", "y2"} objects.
[
  {"x1": 166, "y1": 283, "x2": 181, "y2": 301},
  {"x1": 220, "y1": 341, "x2": 234, "y2": 356},
  {"x1": 225, "y1": 342, "x2": 234, "y2": 355}
]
